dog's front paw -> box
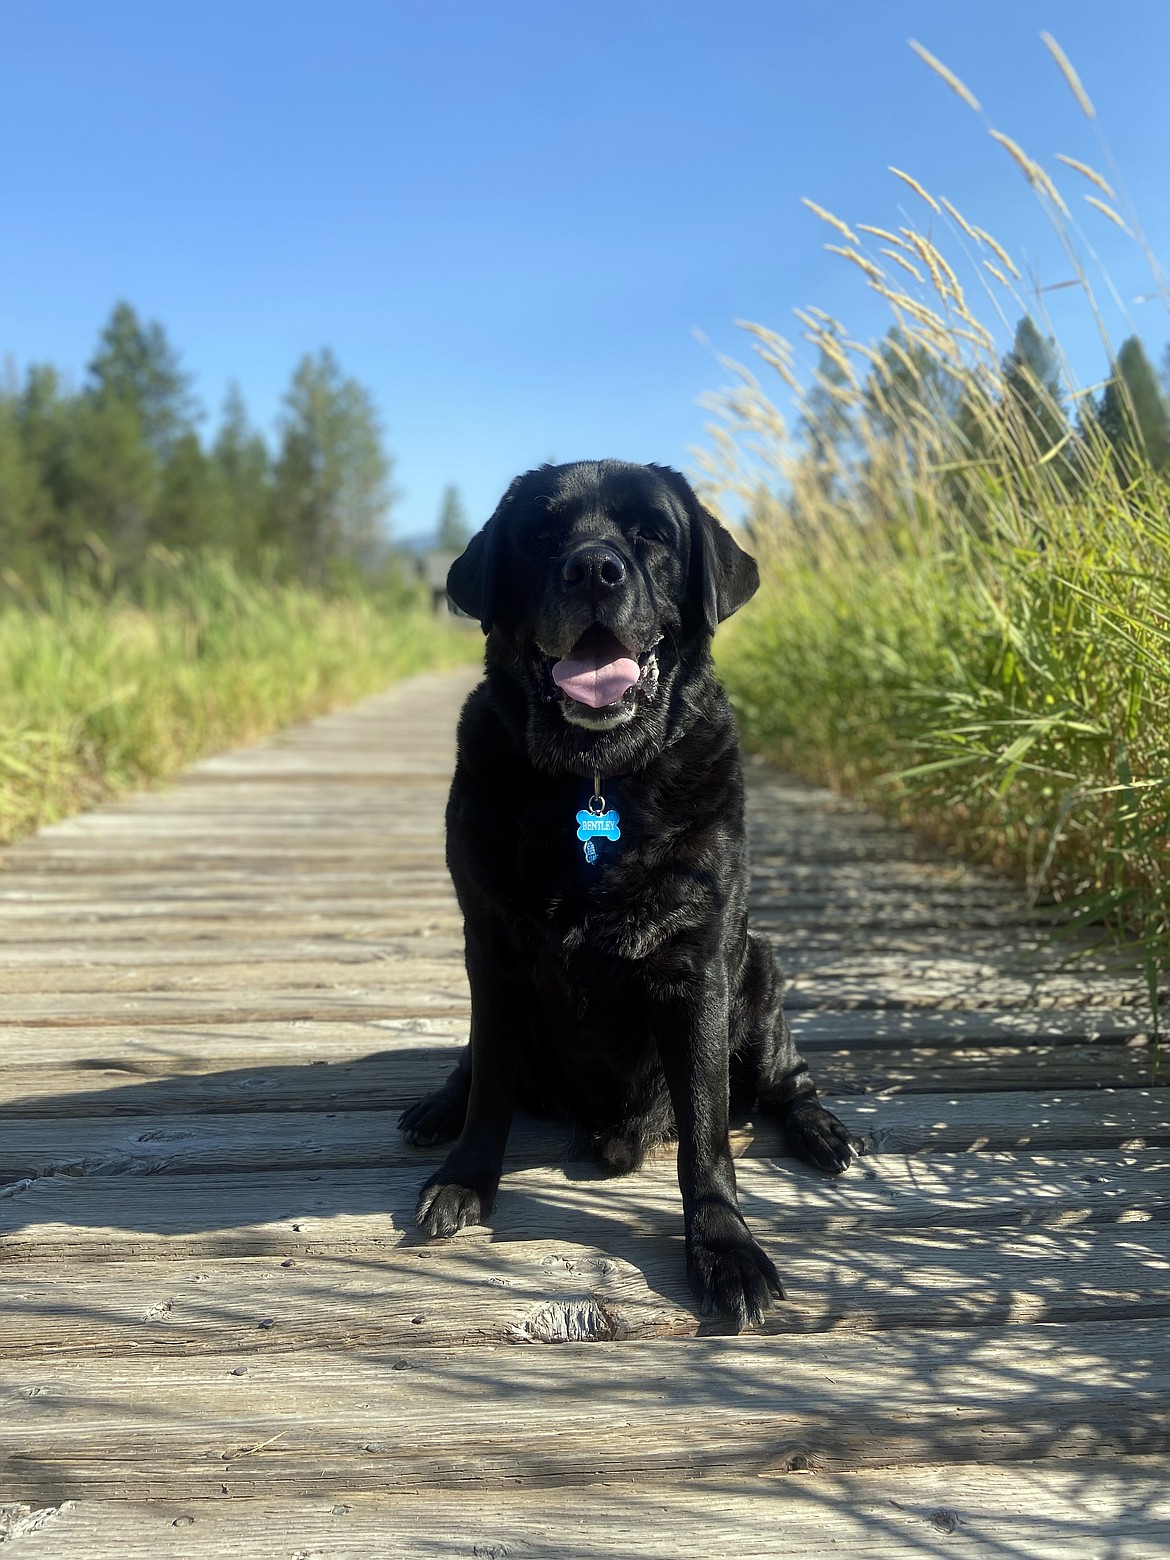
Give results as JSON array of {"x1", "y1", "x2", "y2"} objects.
[
  {"x1": 415, "y1": 1175, "x2": 493, "y2": 1237},
  {"x1": 785, "y1": 1096, "x2": 856, "y2": 1175},
  {"x1": 687, "y1": 1206, "x2": 784, "y2": 1330}
]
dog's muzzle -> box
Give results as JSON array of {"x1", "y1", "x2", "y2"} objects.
[{"x1": 541, "y1": 628, "x2": 661, "y2": 728}]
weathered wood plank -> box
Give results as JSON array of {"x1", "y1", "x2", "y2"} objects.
[
  {"x1": 788, "y1": 1008, "x2": 1156, "y2": 1045},
  {"x1": 0, "y1": 937, "x2": 471, "y2": 973},
  {"x1": 0, "y1": 1039, "x2": 1156, "y2": 1118},
  {"x1": 0, "y1": 928, "x2": 1125, "y2": 976},
  {"x1": 0, "y1": 1009, "x2": 1152, "y2": 1066},
  {"x1": 0, "y1": 993, "x2": 470, "y2": 1027},
  {"x1": 7, "y1": 1462, "x2": 1169, "y2": 1560},
  {"x1": 1, "y1": 1009, "x2": 1153, "y2": 1061},
  {"x1": 2, "y1": 1088, "x2": 1165, "y2": 1182},
  {"x1": 0, "y1": 873, "x2": 1031, "y2": 912},
  {"x1": 3, "y1": 847, "x2": 450, "y2": 871},
  {"x1": 0, "y1": 910, "x2": 1062, "y2": 953},
  {"x1": 5, "y1": 1216, "x2": 1170, "y2": 1359},
  {"x1": 0, "y1": 909, "x2": 464, "y2": 941},
  {"x1": 0, "y1": 958, "x2": 1145, "y2": 1014},
  {"x1": 0, "y1": 877, "x2": 456, "y2": 909},
  {"x1": 3, "y1": 1151, "x2": 1164, "y2": 1263},
  {"x1": 0, "y1": 856, "x2": 1019, "y2": 896},
  {"x1": 0, "y1": 1017, "x2": 466, "y2": 1065},
  {"x1": 1, "y1": 1322, "x2": 1167, "y2": 1499},
  {"x1": 17, "y1": 832, "x2": 997, "y2": 869}
]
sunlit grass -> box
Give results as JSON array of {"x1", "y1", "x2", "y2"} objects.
[
  {"x1": 0, "y1": 552, "x2": 476, "y2": 844},
  {"x1": 704, "y1": 35, "x2": 1170, "y2": 1042}
]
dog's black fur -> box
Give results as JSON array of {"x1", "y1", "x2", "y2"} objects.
[{"x1": 399, "y1": 459, "x2": 853, "y2": 1327}]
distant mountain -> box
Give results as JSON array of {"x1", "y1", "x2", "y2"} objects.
[{"x1": 393, "y1": 530, "x2": 440, "y2": 557}]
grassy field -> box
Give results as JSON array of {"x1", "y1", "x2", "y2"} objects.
[
  {"x1": 708, "y1": 38, "x2": 1170, "y2": 1023},
  {"x1": 0, "y1": 554, "x2": 477, "y2": 845}
]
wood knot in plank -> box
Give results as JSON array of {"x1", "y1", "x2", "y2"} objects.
[{"x1": 510, "y1": 1297, "x2": 626, "y2": 1343}]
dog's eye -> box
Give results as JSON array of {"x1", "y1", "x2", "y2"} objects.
[{"x1": 632, "y1": 527, "x2": 671, "y2": 547}]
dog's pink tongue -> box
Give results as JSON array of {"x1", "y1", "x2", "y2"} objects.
[{"x1": 552, "y1": 649, "x2": 640, "y2": 708}]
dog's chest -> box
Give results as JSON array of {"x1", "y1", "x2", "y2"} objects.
[{"x1": 513, "y1": 792, "x2": 683, "y2": 966}]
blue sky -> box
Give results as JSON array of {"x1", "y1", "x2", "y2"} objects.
[{"x1": 2, "y1": 1, "x2": 1168, "y2": 539}]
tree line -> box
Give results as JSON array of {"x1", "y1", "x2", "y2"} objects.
[
  {"x1": 796, "y1": 315, "x2": 1170, "y2": 517},
  {"x1": 0, "y1": 302, "x2": 394, "y2": 583}
]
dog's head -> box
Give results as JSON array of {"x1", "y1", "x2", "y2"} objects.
[{"x1": 448, "y1": 460, "x2": 758, "y2": 775}]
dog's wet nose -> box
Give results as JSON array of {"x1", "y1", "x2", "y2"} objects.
[{"x1": 561, "y1": 545, "x2": 627, "y2": 593}]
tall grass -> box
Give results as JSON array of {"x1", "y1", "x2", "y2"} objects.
[
  {"x1": 0, "y1": 552, "x2": 476, "y2": 844},
  {"x1": 704, "y1": 37, "x2": 1170, "y2": 1028}
]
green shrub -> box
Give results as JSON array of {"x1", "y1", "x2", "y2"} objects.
[{"x1": 0, "y1": 551, "x2": 476, "y2": 843}]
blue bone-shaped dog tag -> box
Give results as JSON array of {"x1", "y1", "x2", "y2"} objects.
[{"x1": 577, "y1": 807, "x2": 621, "y2": 865}]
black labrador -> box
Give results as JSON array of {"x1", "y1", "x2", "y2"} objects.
[{"x1": 399, "y1": 459, "x2": 853, "y2": 1326}]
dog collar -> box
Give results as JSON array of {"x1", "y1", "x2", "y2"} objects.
[{"x1": 576, "y1": 772, "x2": 621, "y2": 865}]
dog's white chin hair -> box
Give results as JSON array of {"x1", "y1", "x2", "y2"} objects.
[{"x1": 559, "y1": 699, "x2": 637, "y2": 731}]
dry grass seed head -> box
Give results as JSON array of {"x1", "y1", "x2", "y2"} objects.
[
  {"x1": 852, "y1": 342, "x2": 885, "y2": 372},
  {"x1": 881, "y1": 248, "x2": 926, "y2": 285},
  {"x1": 729, "y1": 331, "x2": 801, "y2": 397},
  {"x1": 858, "y1": 223, "x2": 910, "y2": 249},
  {"x1": 888, "y1": 168, "x2": 941, "y2": 213},
  {"x1": 939, "y1": 197, "x2": 982, "y2": 242},
  {"x1": 973, "y1": 228, "x2": 1022, "y2": 279},
  {"x1": 882, "y1": 334, "x2": 923, "y2": 382},
  {"x1": 952, "y1": 323, "x2": 997, "y2": 353},
  {"x1": 734, "y1": 319, "x2": 795, "y2": 359},
  {"x1": 909, "y1": 40, "x2": 983, "y2": 113},
  {"x1": 805, "y1": 306, "x2": 849, "y2": 335},
  {"x1": 899, "y1": 230, "x2": 961, "y2": 302},
  {"x1": 801, "y1": 199, "x2": 859, "y2": 245},
  {"x1": 871, "y1": 286, "x2": 950, "y2": 335},
  {"x1": 1054, "y1": 154, "x2": 1115, "y2": 199},
  {"x1": 988, "y1": 131, "x2": 1069, "y2": 215},
  {"x1": 1041, "y1": 32, "x2": 1096, "y2": 119},
  {"x1": 905, "y1": 324, "x2": 960, "y2": 366},
  {"x1": 911, "y1": 232, "x2": 960, "y2": 292},
  {"x1": 825, "y1": 244, "x2": 886, "y2": 282},
  {"x1": 815, "y1": 339, "x2": 861, "y2": 389},
  {"x1": 1084, "y1": 196, "x2": 1133, "y2": 236}
]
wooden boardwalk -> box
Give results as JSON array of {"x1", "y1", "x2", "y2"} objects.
[{"x1": 2, "y1": 665, "x2": 1168, "y2": 1556}]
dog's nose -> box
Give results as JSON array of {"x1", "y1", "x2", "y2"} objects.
[{"x1": 561, "y1": 545, "x2": 627, "y2": 593}]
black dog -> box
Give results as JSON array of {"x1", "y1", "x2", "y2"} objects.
[{"x1": 399, "y1": 460, "x2": 852, "y2": 1327}]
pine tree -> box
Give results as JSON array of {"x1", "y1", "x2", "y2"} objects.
[
  {"x1": 799, "y1": 347, "x2": 855, "y2": 500},
  {"x1": 86, "y1": 301, "x2": 198, "y2": 462},
  {"x1": 863, "y1": 328, "x2": 960, "y2": 444},
  {"x1": 435, "y1": 484, "x2": 470, "y2": 549},
  {"x1": 1001, "y1": 316, "x2": 1068, "y2": 460},
  {"x1": 1096, "y1": 336, "x2": 1170, "y2": 478},
  {"x1": 155, "y1": 431, "x2": 217, "y2": 550},
  {"x1": 210, "y1": 384, "x2": 273, "y2": 564},
  {"x1": 273, "y1": 350, "x2": 392, "y2": 581},
  {"x1": 5, "y1": 366, "x2": 74, "y2": 567},
  {"x1": 0, "y1": 386, "x2": 54, "y2": 575},
  {"x1": 63, "y1": 393, "x2": 158, "y2": 566}
]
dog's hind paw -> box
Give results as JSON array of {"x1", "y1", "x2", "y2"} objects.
[
  {"x1": 398, "y1": 1085, "x2": 467, "y2": 1147},
  {"x1": 784, "y1": 1096, "x2": 856, "y2": 1175}
]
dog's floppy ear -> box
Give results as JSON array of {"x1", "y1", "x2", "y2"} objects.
[
  {"x1": 446, "y1": 477, "x2": 522, "y2": 632},
  {"x1": 651, "y1": 467, "x2": 758, "y2": 635},
  {"x1": 446, "y1": 527, "x2": 497, "y2": 632},
  {"x1": 695, "y1": 506, "x2": 760, "y2": 633}
]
